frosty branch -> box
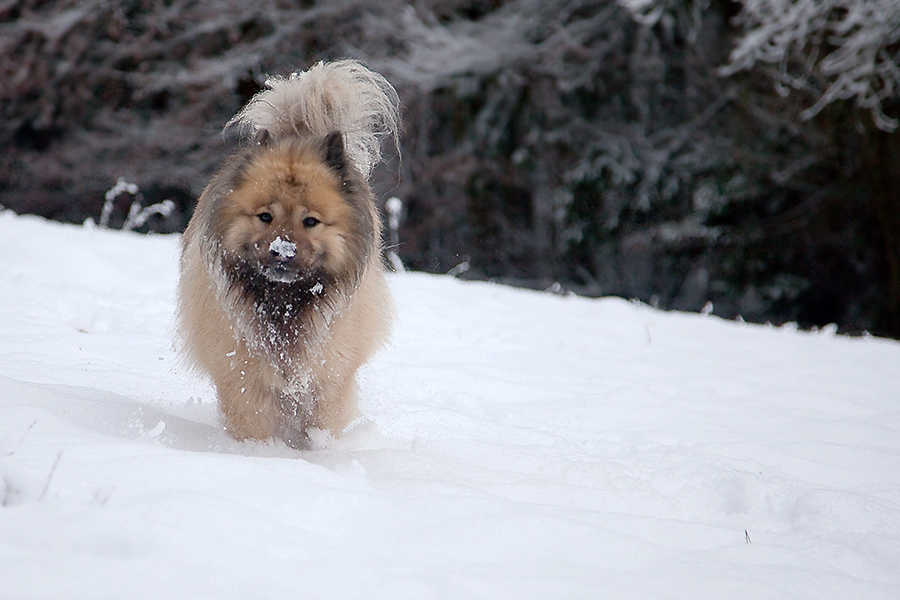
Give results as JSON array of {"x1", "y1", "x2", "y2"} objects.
[{"x1": 720, "y1": 0, "x2": 900, "y2": 131}]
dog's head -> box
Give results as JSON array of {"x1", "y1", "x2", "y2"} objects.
[{"x1": 210, "y1": 131, "x2": 374, "y2": 296}]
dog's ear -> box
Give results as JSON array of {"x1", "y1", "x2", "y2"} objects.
[
  {"x1": 323, "y1": 130, "x2": 347, "y2": 174},
  {"x1": 254, "y1": 128, "x2": 271, "y2": 147}
]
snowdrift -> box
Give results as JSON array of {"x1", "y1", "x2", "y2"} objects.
[{"x1": 1, "y1": 210, "x2": 899, "y2": 599}]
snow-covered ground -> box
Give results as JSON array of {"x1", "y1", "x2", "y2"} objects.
[{"x1": 1, "y1": 209, "x2": 899, "y2": 599}]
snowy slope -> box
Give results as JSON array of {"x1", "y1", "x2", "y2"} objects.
[{"x1": 1, "y1": 210, "x2": 899, "y2": 600}]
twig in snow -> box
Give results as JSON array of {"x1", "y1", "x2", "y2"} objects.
[
  {"x1": 385, "y1": 196, "x2": 405, "y2": 272},
  {"x1": 122, "y1": 199, "x2": 175, "y2": 231},
  {"x1": 3, "y1": 420, "x2": 38, "y2": 457},
  {"x1": 38, "y1": 450, "x2": 63, "y2": 501},
  {"x1": 100, "y1": 177, "x2": 139, "y2": 228},
  {"x1": 99, "y1": 177, "x2": 175, "y2": 231}
]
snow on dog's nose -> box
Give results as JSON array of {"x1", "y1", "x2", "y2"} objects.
[{"x1": 269, "y1": 236, "x2": 297, "y2": 259}]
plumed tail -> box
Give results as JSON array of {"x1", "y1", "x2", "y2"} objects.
[{"x1": 227, "y1": 59, "x2": 400, "y2": 180}]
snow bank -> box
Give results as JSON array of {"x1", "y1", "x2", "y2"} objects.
[{"x1": 1, "y1": 210, "x2": 899, "y2": 599}]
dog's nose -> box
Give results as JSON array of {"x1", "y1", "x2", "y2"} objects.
[{"x1": 269, "y1": 236, "x2": 297, "y2": 259}]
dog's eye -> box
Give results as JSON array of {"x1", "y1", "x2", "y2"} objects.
[
  {"x1": 257, "y1": 212, "x2": 273, "y2": 224},
  {"x1": 302, "y1": 216, "x2": 320, "y2": 228}
]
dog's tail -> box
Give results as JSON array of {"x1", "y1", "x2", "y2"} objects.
[{"x1": 227, "y1": 59, "x2": 400, "y2": 180}]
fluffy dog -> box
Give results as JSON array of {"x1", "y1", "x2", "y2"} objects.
[{"x1": 176, "y1": 60, "x2": 400, "y2": 449}]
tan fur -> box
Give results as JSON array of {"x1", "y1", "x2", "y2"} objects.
[{"x1": 176, "y1": 60, "x2": 397, "y2": 449}]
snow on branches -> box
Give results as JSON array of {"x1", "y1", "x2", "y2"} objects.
[{"x1": 720, "y1": 0, "x2": 900, "y2": 131}]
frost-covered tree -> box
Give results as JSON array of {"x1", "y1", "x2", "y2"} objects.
[
  {"x1": 720, "y1": 0, "x2": 900, "y2": 131},
  {"x1": 717, "y1": 0, "x2": 900, "y2": 333},
  {"x1": 371, "y1": 0, "x2": 741, "y2": 296},
  {"x1": 2, "y1": 0, "x2": 899, "y2": 336},
  {"x1": 613, "y1": 0, "x2": 900, "y2": 333}
]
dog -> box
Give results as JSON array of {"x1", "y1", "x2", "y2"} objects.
[{"x1": 176, "y1": 60, "x2": 400, "y2": 449}]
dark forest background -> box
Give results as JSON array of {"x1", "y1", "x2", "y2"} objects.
[{"x1": 2, "y1": 0, "x2": 899, "y2": 337}]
